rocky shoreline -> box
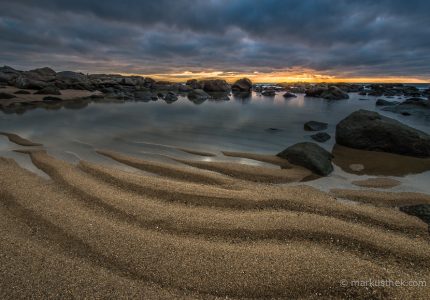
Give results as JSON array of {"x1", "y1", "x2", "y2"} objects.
[{"x1": 1, "y1": 65, "x2": 429, "y2": 115}]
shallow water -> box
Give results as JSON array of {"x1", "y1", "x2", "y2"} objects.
[{"x1": 1, "y1": 92, "x2": 430, "y2": 193}]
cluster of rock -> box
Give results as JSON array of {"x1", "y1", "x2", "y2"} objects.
[
  {"x1": 359, "y1": 84, "x2": 427, "y2": 98},
  {"x1": 0, "y1": 65, "x2": 260, "y2": 108},
  {"x1": 305, "y1": 86, "x2": 349, "y2": 100},
  {"x1": 377, "y1": 97, "x2": 430, "y2": 117},
  {"x1": 277, "y1": 108, "x2": 430, "y2": 177}
]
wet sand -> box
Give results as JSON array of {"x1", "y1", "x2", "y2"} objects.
[
  {"x1": 0, "y1": 132, "x2": 43, "y2": 146},
  {"x1": 333, "y1": 144, "x2": 430, "y2": 176},
  {"x1": 352, "y1": 177, "x2": 401, "y2": 189},
  {"x1": 1, "y1": 133, "x2": 430, "y2": 298}
]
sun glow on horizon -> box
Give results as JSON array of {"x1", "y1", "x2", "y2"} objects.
[{"x1": 119, "y1": 70, "x2": 429, "y2": 84}]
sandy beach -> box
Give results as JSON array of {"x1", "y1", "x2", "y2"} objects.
[{"x1": 0, "y1": 132, "x2": 429, "y2": 299}]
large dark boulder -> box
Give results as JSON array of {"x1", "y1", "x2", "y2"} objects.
[
  {"x1": 199, "y1": 79, "x2": 230, "y2": 92},
  {"x1": 283, "y1": 92, "x2": 297, "y2": 98},
  {"x1": 14, "y1": 75, "x2": 48, "y2": 90},
  {"x1": 336, "y1": 109, "x2": 430, "y2": 157},
  {"x1": 188, "y1": 89, "x2": 209, "y2": 102},
  {"x1": 261, "y1": 89, "x2": 276, "y2": 96},
  {"x1": 305, "y1": 86, "x2": 349, "y2": 100},
  {"x1": 382, "y1": 98, "x2": 430, "y2": 117},
  {"x1": 277, "y1": 142, "x2": 334, "y2": 176},
  {"x1": 232, "y1": 78, "x2": 252, "y2": 92}
]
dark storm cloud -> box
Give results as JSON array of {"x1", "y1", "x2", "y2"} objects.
[{"x1": 0, "y1": 0, "x2": 429, "y2": 79}]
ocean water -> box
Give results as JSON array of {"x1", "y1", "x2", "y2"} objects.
[{"x1": 1, "y1": 92, "x2": 429, "y2": 193}]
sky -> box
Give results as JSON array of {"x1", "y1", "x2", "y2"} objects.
[{"x1": 0, "y1": 0, "x2": 429, "y2": 83}]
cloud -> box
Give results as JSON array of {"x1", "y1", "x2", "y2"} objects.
[{"x1": 0, "y1": 0, "x2": 429, "y2": 80}]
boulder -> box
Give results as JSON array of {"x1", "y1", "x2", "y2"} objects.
[
  {"x1": 14, "y1": 75, "x2": 48, "y2": 90},
  {"x1": 186, "y1": 79, "x2": 203, "y2": 89},
  {"x1": 277, "y1": 142, "x2": 334, "y2": 176},
  {"x1": 382, "y1": 98, "x2": 430, "y2": 117},
  {"x1": 232, "y1": 78, "x2": 252, "y2": 92},
  {"x1": 188, "y1": 89, "x2": 209, "y2": 102},
  {"x1": 163, "y1": 91, "x2": 178, "y2": 103},
  {"x1": 261, "y1": 89, "x2": 276, "y2": 96},
  {"x1": 311, "y1": 132, "x2": 331, "y2": 143},
  {"x1": 336, "y1": 109, "x2": 430, "y2": 157},
  {"x1": 35, "y1": 86, "x2": 62, "y2": 95},
  {"x1": 134, "y1": 91, "x2": 158, "y2": 101},
  {"x1": 375, "y1": 99, "x2": 400, "y2": 106},
  {"x1": 305, "y1": 86, "x2": 349, "y2": 100},
  {"x1": 304, "y1": 121, "x2": 328, "y2": 131},
  {"x1": 199, "y1": 79, "x2": 230, "y2": 92},
  {"x1": 0, "y1": 92, "x2": 17, "y2": 99},
  {"x1": 283, "y1": 92, "x2": 297, "y2": 98}
]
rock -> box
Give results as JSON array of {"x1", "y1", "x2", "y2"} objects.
[
  {"x1": 14, "y1": 90, "x2": 31, "y2": 95},
  {"x1": 283, "y1": 92, "x2": 297, "y2": 98},
  {"x1": 188, "y1": 89, "x2": 209, "y2": 102},
  {"x1": 14, "y1": 75, "x2": 48, "y2": 90},
  {"x1": 29, "y1": 67, "x2": 56, "y2": 77},
  {"x1": 304, "y1": 121, "x2": 328, "y2": 131},
  {"x1": 265, "y1": 128, "x2": 283, "y2": 132},
  {"x1": 305, "y1": 86, "x2": 349, "y2": 100},
  {"x1": 178, "y1": 84, "x2": 192, "y2": 92},
  {"x1": 382, "y1": 98, "x2": 430, "y2": 117},
  {"x1": 43, "y1": 96, "x2": 62, "y2": 102},
  {"x1": 232, "y1": 78, "x2": 252, "y2": 92},
  {"x1": 163, "y1": 91, "x2": 178, "y2": 103},
  {"x1": 261, "y1": 89, "x2": 276, "y2": 96},
  {"x1": 0, "y1": 92, "x2": 17, "y2": 99},
  {"x1": 186, "y1": 79, "x2": 202, "y2": 89},
  {"x1": 375, "y1": 99, "x2": 400, "y2": 106},
  {"x1": 336, "y1": 109, "x2": 430, "y2": 157},
  {"x1": 199, "y1": 79, "x2": 230, "y2": 92},
  {"x1": 311, "y1": 132, "x2": 331, "y2": 143},
  {"x1": 35, "y1": 86, "x2": 62, "y2": 95},
  {"x1": 0, "y1": 66, "x2": 20, "y2": 83},
  {"x1": 277, "y1": 142, "x2": 334, "y2": 176},
  {"x1": 134, "y1": 91, "x2": 158, "y2": 101}
]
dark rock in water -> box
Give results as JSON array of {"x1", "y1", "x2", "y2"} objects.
[
  {"x1": 261, "y1": 89, "x2": 275, "y2": 96},
  {"x1": 375, "y1": 99, "x2": 400, "y2": 106},
  {"x1": 277, "y1": 142, "x2": 334, "y2": 176},
  {"x1": 304, "y1": 121, "x2": 328, "y2": 131},
  {"x1": 199, "y1": 79, "x2": 230, "y2": 92},
  {"x1": 14, "y1": 90, "x2": 31, "y2": 95},
  {"x1": 401, "y1": 112, "x2": 411, "y2": 116},
  {"x1": 0, "y1": 92, "x2": 17, "y2": 99},
  {"x1": 305, "y1": 86, "x2": 349, "y2": 100},
  {"x1": 134, "y1": 91, "x2": 158, "y2": 102},
  {"x1": 359, "y1": 98, "x2": 368, "y2": 101},
  {"x1": 163, "y1": 91, "x2": 178, "y2": 103},
  {"x1": 188, "y1": 89, "x2": 209, "y2": 102},
  {"x1": 178, "y1": 84, "x2": 192, "y2": 92},
  {"x1": 43, "y1": 96, "x2": 62, "y2": 102},
  {"x1": 311, "y1": 132, "x2": 331, "y2": 143},
  {"x1": 265, "y1": 128, "x2": 283, "y2": 132},
  {"x1": 232, "y1": 78, "x2": 252, "y2": 92},
  {"x1": 358, "y1": 91, "x2": 367, "y2": 96},
  {"x1": 382, "y1": 97, "x2": 430, "y2": 117},
  {"x1": 336, "y1": 109, "x2": 430, "y2": 157},
  {"x1": 283, "y1": 92, "x2": 297, "y2": 98},
  {"x1": 400, "y1": 204, "x2": 430, "y2": 227},
  {"x1": 35, "y1": 85, "x2": 61, "y2": 95}
]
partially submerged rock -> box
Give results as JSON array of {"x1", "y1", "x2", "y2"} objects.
[
  {"x1": 336, "y1": 109, "x2": 430, "y2": 157},
  {"x1": 199, "y1": 79, "x2": 230, "y2": 92},
  {"x1": 283, "y1": 92, "x2": 297, "y2": 98},
  {"x1": 188, "y1": 89, "x2": 209, "y2": 102},
  {"x1": 382, "y1": 97, "x2": 430, "y2": 117},
  {"x1": 277, "y1": 142, "x2": 334, "y2": 176},
  {"x1": 304, "y1": 121, "x2": 328, "y2": 131},
  {"x1": 261, "y1": 89, "x2": 276, "y2": 96},
  {"x1": 311, "y1": 132, "x2": 331, "y2": 143},
  {"x1": 232, "y1": 78, "x2": 252, "y2": 92},
  {"x1": 305, "y1": 86, "x2": 349, "y2": 100},
  {"x1": 375, "y1": 99, "x2": 400, "y2": 106},
  {"x1": 163, "y1": 92, "x2": 178, "y2": 103}
]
